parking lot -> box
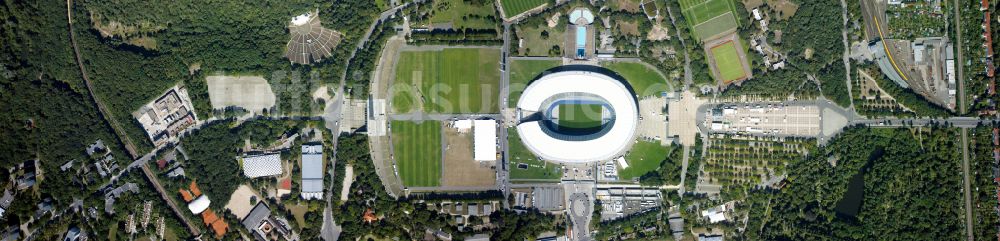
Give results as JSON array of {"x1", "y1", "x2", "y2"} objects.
[{"x1": 707, "y1": 104, "x2": 820, "y2": 137}]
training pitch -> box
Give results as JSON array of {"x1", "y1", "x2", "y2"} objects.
[
  {"x1": 678, "y1": 0, "x2": 740, "y2": 40},
  {"x1": 500, "y1": 0, "x2": 547, "y2": 18},
  {"x1": 392, "y1": 47, "x2": 500, "y2": 114},
  {"x1": 710, "y1": 41, "x2": 748, "y2": 83},
  {"x1": 391, "y1": 120, "x2": 442, "y2": 187}
]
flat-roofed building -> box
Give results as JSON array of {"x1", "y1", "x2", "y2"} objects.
[
  {"x1": 473, "y1": 120, "x2": 497, "y2": 161},
  {"x1": 300, "y1": 144, "x2": 324, "y2": 199},
  {"x1": 242, "y1": 154, "x2": 282, "y2": 178}
]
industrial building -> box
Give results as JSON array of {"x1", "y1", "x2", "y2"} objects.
[{"x1": 300, "y1": 144, "x2": 324, "y2": 199}]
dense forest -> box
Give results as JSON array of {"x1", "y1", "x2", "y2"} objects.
[
  {"x1": 0, "y1": 0, "x2": 139, "y2": 209},
  {"x1": 774, "y1": 0, "x2": 844, "y2": 73},
  {"x1": 743, "y1": 127, "x2": 965, "y2": 240},
  {"x1": 71, "y1": 0, "x2": 388, "y2": 152},
  {"x1": 720, "y1": 67, "x2": 817, "y2": 100}
]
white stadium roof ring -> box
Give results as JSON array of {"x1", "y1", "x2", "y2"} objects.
[{"x1": 515, "y1": 70, "x2": 639, "y2": 163}]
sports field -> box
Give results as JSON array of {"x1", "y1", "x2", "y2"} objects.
[
  {"x1": 558, "y1": 104, "x2": 603, "y2": 130},
  {"x1": 392, "y1": 48, "x2": 500, "y2": 114},
  {"x1": 500, "y1": 0, "x2": 547, "y2": 18},
  {"x1": 602, "y1": 62, "x2": 673, "y2": 97},
  {"x1": 618, "y1": 141, "x2": 671, "y2": 180},
  {"x1": 507, "y1": 127, "x2": 562, "y2": 180},
  {"x1": 391, "y1": 121, "x2": 442, "y2": 187},
  {"x1": 508, "y1": 59, "x2": 562, "y2": 107},
  {"x1": 710, "y1": 41, "x2": 747, "y2": 82},
  {"x1": 678, "y1": 0, "x2": 740, "y2": 40}
]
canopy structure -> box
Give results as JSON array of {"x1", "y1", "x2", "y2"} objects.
[{"x1": 515, "y1": 71, "x2": 638, "y2": 163}]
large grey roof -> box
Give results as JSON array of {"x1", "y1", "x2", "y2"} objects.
[
  {"x1": 242, "y1": 202, "x2": 271, "y2": 231},
  {"x1": 301, "y1": 179, "x2": 324, "y2": 193}
]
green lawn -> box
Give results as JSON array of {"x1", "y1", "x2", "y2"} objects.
[
  {"x1": 602, "y1": 62, "x2": 673, "y2": 97},
  {"x1": 108, "y1": 222, "x2": 119, "y2": 241},
  {"x1": 391, "y1": 121, "x2": 442, "y2": 187},
  {"x1": 558, "y1": 104, "x2": 603, "y2": 130},
  {"x1": 500, "y1": 0, "x2": 547, "y2": 18},
  {"x1": 678, "y1": 0, "x2": 739, "y2": 40},
  {"x1": 710, "y1": 41, "x2": 746, "y2": 82},
  {"x1": 516, "y1": 23, "x2": 566, "y2": 57},
  {"x1": 393, "y1": 48, "x2": 501, "y2": 114},
  {"x1": 618, "y1": 141, "x2": 672, "y2": 180},
  {"x1": 285, "y1": 203, "x2": 308, "y2": 229},
  {"x1": 427, "y1": 0, "x2": 499, "y2": 29},
  {"x1": 507, "y1": 127, "x2": 562, "y2": 180},
  {"x1": 508, "y1": 59, "x2": 562, "y2": 107}
]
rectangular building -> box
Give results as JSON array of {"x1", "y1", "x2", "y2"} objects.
[
  {"x1": 241, "y1": 154, "x2": 282, "y2": 178},
  {"x1": 473, "y1": 120, "x2": 497, "y2": 161},
  {"x1": 300, "y1": 144, "x2": 324, "y2": 199}
]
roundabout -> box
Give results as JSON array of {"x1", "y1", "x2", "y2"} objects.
[{"x1": 515, "y1": 70, "x2": 639, "y2": 163}]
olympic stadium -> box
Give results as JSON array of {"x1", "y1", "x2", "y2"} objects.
[{"x1": 515, "y1": 69, "x2": 639, "y2": 163}]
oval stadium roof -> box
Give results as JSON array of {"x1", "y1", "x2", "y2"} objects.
[{"x1": 516, "y1": 71, "x2": 638, "y2": 163}]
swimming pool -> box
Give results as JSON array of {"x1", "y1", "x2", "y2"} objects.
[{"x1": 576, "y1": 26, "x2": 586, "y2": 58}]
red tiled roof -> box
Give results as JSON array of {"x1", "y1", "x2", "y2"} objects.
[{"x1": 156, "y1": 159, "x2": 167, "y2": 169}]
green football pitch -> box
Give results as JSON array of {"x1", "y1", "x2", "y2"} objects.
[
  {"x1": 678, "y1": 0, "x2": 740, "y2": 40},
  {"x1": 392, "y1": 48, "x2": 500, "y2": 114},
  {"x1": 558, "y1": 104, "x2": 603, "y2": 130},
  {"x1": 500, "y1": 0, "x2": 546, "y2": 18},
  {"x1": 391, "y1": 120, "x2": 442, "y2": 187},
  {"x1": 710, "y1": 41, "x2": 747, "y2": 82}
]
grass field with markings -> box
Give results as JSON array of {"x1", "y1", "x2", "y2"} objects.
[
  {"x1": 678, "y1": 0, "x2": 739, "y2": 40},
  {"x1": 500, "y1": 0, "x2": 547, "y2": 18},
  {"x1": 710, "y1": 41, "x2": 746, "y2": 82},
  {"x1": 558, "y1": 104, "x2": 603, "y2": 130},
  {"x1": 392, "y1": 48, "x2": 500, "y2": 114},
  {"x1": 391, "y1": 120, "x2": 442, "y2": 187}
]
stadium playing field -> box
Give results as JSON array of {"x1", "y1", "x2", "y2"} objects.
[
  {"x1": 393, "y1": 48, "x2": 500, "y2": 114},
  {"x1": 500, "y1": 0, "x2": 547, "y2": 18},
  {"x1": 710, "y1": 41, "x2": 747, "y2": 82},
  {"x1": 391, "y1": 121, "x2": 442, "y2": 187},
  {"x1": 678, "y1": 0, "x2": 740, "y2": 40},
  {"x1": 558, "y1": 104, "x2": 603, "y2": 130}
]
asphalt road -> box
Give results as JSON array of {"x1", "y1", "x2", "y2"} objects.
[
  {"x1": 321, "y1": 3, "x2": 415, "y2": 241},
  {"x1": 499, "y1": 22, "x2": 513, "y2": 209}
]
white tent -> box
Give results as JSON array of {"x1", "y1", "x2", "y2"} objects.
[{"x1": 473, "y1": 120, "x2": 497, "y2": 161}]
